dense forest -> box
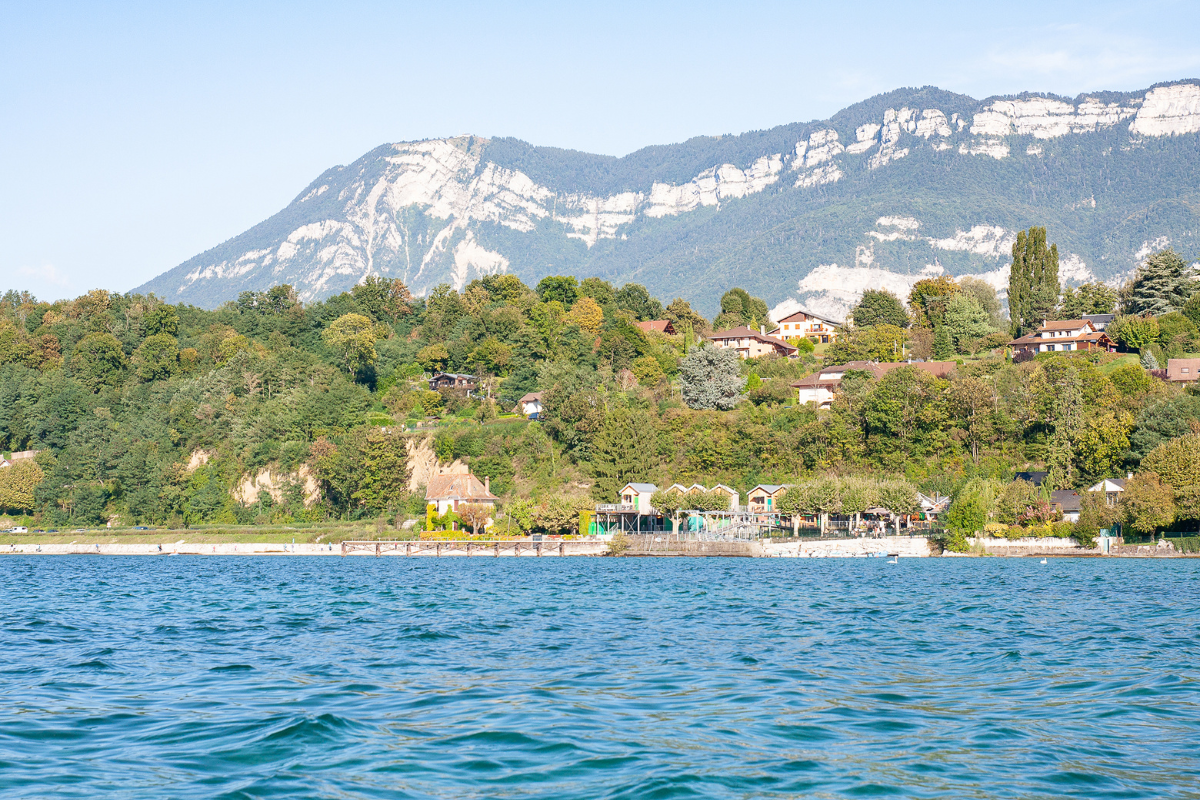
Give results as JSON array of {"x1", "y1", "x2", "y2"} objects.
[{"x1": 2, "y1": 249, "x2": 1200, "y2": 543}]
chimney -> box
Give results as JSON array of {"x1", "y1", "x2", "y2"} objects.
[
  {"x1": 1127, "y1": 472, "x2": 1133, "y2": 480},
  {"x1": 485, "y1": 476, "x2": 490, "y2": 494},
  {"x1": 760, "y1": 325, "x2": 766, "y2": 335}
]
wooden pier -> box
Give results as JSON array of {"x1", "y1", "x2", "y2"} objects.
[{"x1": 339, "y1": 539, "x2": 606, "y2": 557}]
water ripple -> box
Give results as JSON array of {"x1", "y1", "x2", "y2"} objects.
[{"x1": 0, "y1": 557, "x2": 1197, "y2": 797}]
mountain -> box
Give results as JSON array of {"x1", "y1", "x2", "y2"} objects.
[{"x1": 137, "y1": 81, "x2": 1200, "y2": 318}]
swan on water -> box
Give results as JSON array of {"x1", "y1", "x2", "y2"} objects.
[{"x1": 1040, "y1": 558, "x2": 1047, "y2": 564}]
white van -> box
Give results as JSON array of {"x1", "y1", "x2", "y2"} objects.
[{"x1": 8, "y1": 527, "x2": 28, "y2": 533}]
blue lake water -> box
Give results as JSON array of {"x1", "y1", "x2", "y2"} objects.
[{"x1": 1, "y1": 556, "x2": 1198, "y2": 798}]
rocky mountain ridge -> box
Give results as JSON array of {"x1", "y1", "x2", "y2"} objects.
[{"x1": 138, "y1": 81, "x2": 1200, "y2": 318}]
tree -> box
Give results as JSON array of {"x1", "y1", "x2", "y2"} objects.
[
  {"x1": 70, "y1": 332, "x2": 127, "y2": 391},
  {"x1": 715, "y1": 288, "x2": 769, "y2": 329},
  {"x1": 351, "y1": 429, "x2": 411, "y2": 512},
  {"x1": 0, "y1": 460, "x2": 43, "y2": 512},
  {"x1": 851, "y1": 289, "x2": 909, "y2": 328},
  {"x1": 1121, "y1": 473, "x2": 1176, "y2": 535},
  {"x1": 323, "y1": 313, "x2": 378, "y2": 375},
  {"x1": 351, "y1": 276, "x2": 412, "y2": 321},
  {"x1": 996, "y1": 479, "x2": 1039, "y2": 525},
  {"x1": 665, "y1": 298, "x2": 708, "y2": 335},
  {"x1": 614, "y1": 283, "x2": 665, "y2": 321},
  {"x1": 1060, "y1": 282, "x2": 1118, "y2": 318},
  {"x1": 631, "y1": 354, "x2": 665, "y2": 387},
  {"x1": 578, "y1": 277, "x2": 615, "y2": 306},
  {"x1": 942, "y1": 293, "x2": 991, "y2": 354},
  {"x1": 949, "y1": 375, "x2": 995, "y2": 463},
  {"x1": 958, "y1": 277, "x2": 1005, "y2": 330},
  {"x1": 536, "y1": 276, "x2": 579, "y2": 307},
  {"x1": 908, "y1": 276, "x2": 959, "y2": 329},
  {"x1": 1182, "y1": 291, "x2": 1200, "y2": 327},
  {"x1": 457, "y1": 503, "x2": 493, "y2": 535},
  {"x1": 589, "y1": 407, "x2": 660, "y2": 500},
  {"x1": 567, "y1": 295, "x2": 604, "y2": 334},
  {"x1": 679, "y1": 344, "x2": 745, "y2": 410},
  {"x1": 1073, "y1": 409, "x2": 1134, "y2": 484},
  {"x1": 932, "y1": 324, "x2": 953, "y2": 359},
  {"x1": 1045, "y1": 363, "x2": 1083, "y2": 489},
  {"x1": 1156, "y1": 312, "x2": 1198, "y2": 358},
  {"x1": 417, "y1": 343, "x2": 450, "y2": 371},
  {"x1": 825, "y1": 324, "x2": 908, "y2": 363},
  {"x1": 1140, "y1": 433, "x2": 1200, "y2": 497},
  {"x1": 133, "y1": 334, "x2": 179, "y2": 381},
  {"x1": 946, "y1": 492, "x2": 986, "y2": 535},
  {"x1": 1107, "y1": 314, "x2": 1159, "y2": 352},
  {"x1": 1122, "y1": 249, "x2": 1200, "y2": 316},
  {"x1": 1008, "y1": 226, "x2": 1060, "y2": 336},
  {"x1": 143, "y1": 304, "x2": 180, "y2": 337}
]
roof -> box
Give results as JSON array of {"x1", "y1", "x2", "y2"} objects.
[
  {"x1": 1167, "y1": 358, "x2": 1200, "y2": 381},
  {"x1": 1009, "y1": 331, "x2": 1112, "y2": 347},
  {"x1": 431, "y1": 372, "x2": 476, "y2": 380},
  {"x1": 1088, "y1": 478, "x2": 1127, "y2": 492},
  {"x1": 750, "y1": 484, "x2": 789, "y2": 494},
  {"x1": 1083, "y1": 314, "x2": 1115, "y2": 323},
  {"x1": 622, "y1": 482, "x2": 658, "y2": 493},
  {"x1": 1039, "y1": 319, "x2": 1093, "y2": 331},
  {"x1": 1014, "y1": 471, "x2": 1048, "y2": 486},
  {"x1": 518, "y1": 392, "x2": 543, "y2": 403},
  {"x1": 425, "y1": 473, "x2": 499, "y2": 502},
  {"x1": 636, "y1": 320, "x2": 676, "y2": 334},
  {"x1": 707, "y1": 326, "x2": 799, "y2": 352},
  {"x1": 775, "y1": 306, "x2": 845, "y2": 326},
  {"x1": 1051, "y1": 489, "x2": 1082, "y2": 512}
]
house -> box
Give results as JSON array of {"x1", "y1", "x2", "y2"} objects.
[
  {"x1": 747, "y1": 484, "x2": 789, "y2": 513},
  {"x1": 515, "y1": 392, "x2": 543, "y2": 418},
  {"x1": 1050, "y1": 489, "x2": 1082, "y2": 523},
  {"x1": 771, "y1": 307, "x2": 843, "y2": 344},
  {"x1": 1008, "y1": 319, "x2": 1114, "y2": 356},
  {"x1": 0, "y1": 449, "x2": 40, "y2": 469},
  {"x1": 1083, "y1": 313, "x2": 1115, "y2": 331},
  {"x1": 917, "y1": 492, "x2": 951, "y2": 523},
  {"x1": 617, "y1": 482, "x2": 658, "y2": 515},
  {"x1": 636, "y1": 319, "x2": 677, "y2": 335},
  {"x1": 425, "y1": 472, "x2": 499, "y2": 516},
  {"x1": 1088, "y1": 476, "x2": 1129, "y2": 507},
  {"x1": 791, "y1": 360, "x2": 957, "y2": 408},
  {"x1": 707, "y1": 326, "x2": 798, "y2": 359},
  {"x1": 429, "y1": 372, "x2": 477, "y2": 392},
  {"x1": 1167, "y1": 358, "x2": 1200, "y2": 382},
  {"x1": 663, "y1": 483, "x2": 740, "y2": 510},
  {"x1": 1013, "y1": 471, "x2": 1049, "y2": 487}
]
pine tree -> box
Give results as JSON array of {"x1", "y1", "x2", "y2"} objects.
[
  {"x1": 933, "y1": 324, "x2": 953, "y2": 359},
  {"x1": 1008, "y1": 226, "x2": 1060, "y2": 336},
  {"x1": 1122, "y1": 249, "x2": 1200, "y2": 316}
]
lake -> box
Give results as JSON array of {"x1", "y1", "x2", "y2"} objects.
[{"x1": 1, "y1": 556, "x2": 1197, "y2": 798}]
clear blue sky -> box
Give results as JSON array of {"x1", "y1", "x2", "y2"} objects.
[{"x1": 3, "y1": 0, "x2": 1199, "y2": 302}]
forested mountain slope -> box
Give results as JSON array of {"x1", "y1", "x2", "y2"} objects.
[{"x1": 138, "y1": 81, "x2": 1200, "y2": 318}]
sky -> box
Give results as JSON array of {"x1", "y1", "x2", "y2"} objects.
[{"x1": 3, "y1": 0, "x2": 1199, "y2": 302}]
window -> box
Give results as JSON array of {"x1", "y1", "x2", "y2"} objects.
[{"x1": 1184, "y1": 368, "x2": 1191, "y2": 374}]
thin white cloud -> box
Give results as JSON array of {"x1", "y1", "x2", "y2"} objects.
[{"x1": 16, "y1": 263, "x2": 71, "y2": 289}]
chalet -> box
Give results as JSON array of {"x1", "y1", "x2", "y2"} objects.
[
  {"x1": 1088, "y1": 476, "x2": 1129, "y2": 507},
  {"x1": 771, "y1": 307, "x2": 843, "y2": 344},
  {"x1": 617, "y1": 482, "x2": 658, "y2": 515},
  {"x1": 663, "y1": 482, "x2": 740, "y2": 511},
  {"x1": 1008, "y1": 319, "x2": 1114, "y2": 356},
  {"x1": 747, "y1": 484, "x2": 789, "y2": 513},
  {"x1": 425, "y1": 472, "x2": 499, "y2": 516},
  {"x1": 515, "y1": 392, "x2": 543, "y2": 418},
  {"x1": 636, "y1": 319, "x2": 677, "y2": 335},
  {"x1": 791, "y1": 360, "x2": 957, "y2": 408},
  {"x1": 707, "y1": 326, "x2": 798, "y2": 359},
  {"x1": 0, "y1": 449, "x2": 40, "y2": 469},
  {"x1": 1050, "y1": 489, "x2": 1082, "y2": 523},
  {"x1": 1167, "y1": 358, "x2": 1200, "y2": 382},
  {"x1": 429, "y1": 372, "x2": 477, "y2": 392}
]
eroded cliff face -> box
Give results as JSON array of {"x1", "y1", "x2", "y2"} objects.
[{"x1": 139, "y1": 81, "x2": 1200, "y2": 318}]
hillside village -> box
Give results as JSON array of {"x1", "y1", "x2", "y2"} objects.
[{"x1": 2, "y1": 229, "x2": 1200, "y2": 552}]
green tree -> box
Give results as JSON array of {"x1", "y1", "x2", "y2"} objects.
[
  {"x1": 1008, "y1": 226, "x2": 1060, "y2": 336},
  {"x1": 133, "y1": 334, "x2": 179, "y2": 381},
  {"x1": 143, "y1": 304, "x2": 180, "y2": 337},
  {"x1": 1122, "y1": 249, "x2": 1200, "y2": 316},
  {"x1": 1045, "y1": 363, "x2": 1083, "y2": 489},
  {"x1": 943, "y1": 293, "x2": 991, "y2": 354},
  {"x1": 825, "y1": 324, "x2": 908, "y2": 363},
  {"x1": 351, "y1": 276, "x2": 412, "y2": 322},
  {"x1": 1121, "y1": 473, "x2": 1176, "y2": 535},
  {"x1": 536, "y1": 275, "x2": 580, "y2": 307},
  {"x1": 958, "y1": 277, "x2": 1005, "y2": 330},
  {"x1": 715, "y1": 288, "x2": 769, "y2": 329},
  {"x1": 70, "y1": 332, "x2": 127, "y2": 391},
  {"x1": 665, "y1": 298, "x2": 708, "y2": 335},
  {"x1": 1106, "y1": 315, "x2": 1159, "y2": 352},
  {"x1": 323, "y1": 313, "x2": 379, "y2": 375},
  {"x1": 614, "y1": 283, "x2": 665, "y2": 321},
  {"x1": 1060, "y1": 282, "x2": 1118, "y2": 318},
  {"x1": 578, "y1": 277, "x2": 616, "y2": 306},
  {"x1": 932, "y1": 324, "x2": 953, "y2": 359},
  {"x1": 1182, "y1": 291, "x2": 1200, "y2": 327},
  {"x1": 908, "y1": 276, "x2": 959, "y2": 329},
  {"x1": 0, "y1": 460, "x2": 43, "y2": 512},
  {"x1": 851, "y1": 289, "x2": 909, "y2": 328},
  {"x1": 351, "y1": 430, "x2": 411, "y2": 512},
  {"x1": 679, "y1": 344, "x2": 744, "y2": 410}
]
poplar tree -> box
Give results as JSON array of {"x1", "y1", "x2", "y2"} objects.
[{"x1": 1008, "y1": 227, "x2": 1060, "y2": 336}]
